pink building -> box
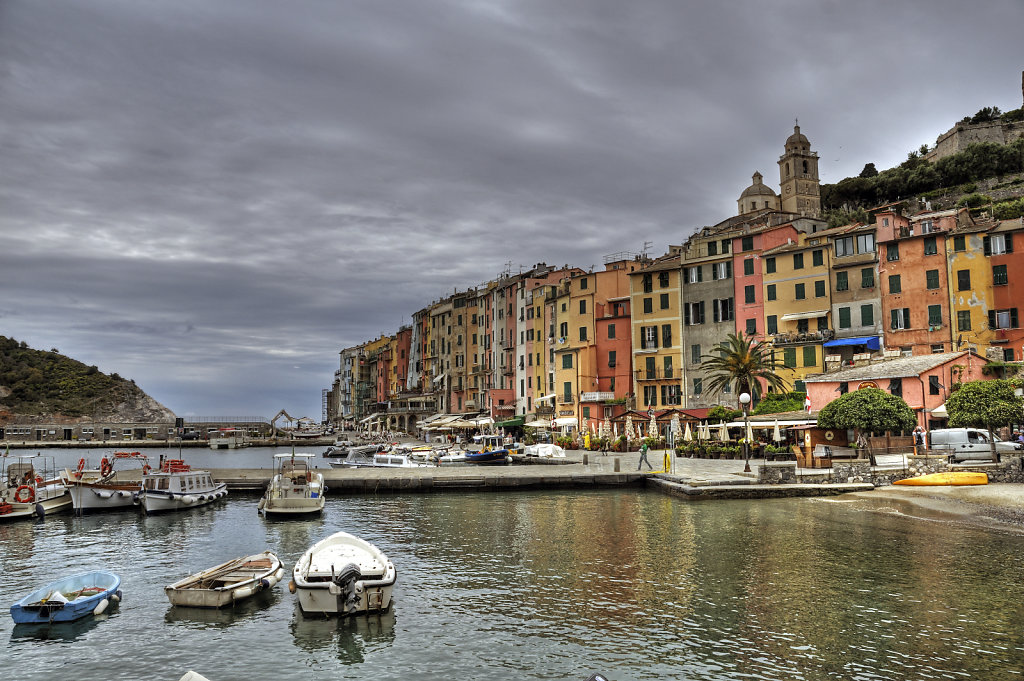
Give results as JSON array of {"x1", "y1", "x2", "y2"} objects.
[{"x1": 804, "y1": 350, "x2": 987, "y2": 430}]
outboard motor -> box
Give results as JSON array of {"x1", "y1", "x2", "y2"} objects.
[{"x1": 331, "y1": 562, "x2": 363, "y2": 614}]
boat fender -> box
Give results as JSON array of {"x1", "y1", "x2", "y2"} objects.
[
  {"x1": 260, "y1": 578, "x2": 270, "y2": 590},
  {"x1": 34, "y1": 502, "x2": 45, "y2": 519},
  {"x1": 111, "y1": 590, "x2": 122, "y2": 603},
  {"x1": 93, "y1": 598, "x2": 109, "y2": 616},
  {"x1": 257, "y1": 498, "x2": 266, "y2": 511},
  {"x1": 97, "y1": 490, "x2": 114, "y2": 499},
  {"x1": 181, "y1": 495, "x2": 196, "y2": 505},
  {"x1": 197, "y1": 495, "x2": 206, "y2": 502},
  {"x1": 132, "y1": 492, "x2": 140, "y2": 505},
  {"x1": 288, "y1": 579, "x2": 296, "y2": 594},
  {"x1": 118, "y1": 490, "x2": 133, "y2": 498}
]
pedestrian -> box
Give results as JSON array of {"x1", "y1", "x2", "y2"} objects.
[
  {"x1": 637, "y1": 441, "x2": 652, "y2": 470},
  {"x1": 913, "y1": 425, "x2": 925, "y2": 455}
]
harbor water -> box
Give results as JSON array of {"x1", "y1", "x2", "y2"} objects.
[{"x1": 3, "y1": 450, "x2": 1024, "y2": 680}]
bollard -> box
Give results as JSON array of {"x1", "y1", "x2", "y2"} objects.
[
  {"x1": 614, "y1": 457, "x2": 620, "y2": 472},
  {"x1": 583, "y1": 453, "x2": 589, "y2": 465}
]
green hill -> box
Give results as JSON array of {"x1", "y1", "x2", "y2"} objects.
[{"x1": 0, "y1": 336, "x2": 175, "y2": 422}]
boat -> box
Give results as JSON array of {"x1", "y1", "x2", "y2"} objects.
[
  {"x1": 893, "y1": 471, "x2": 989, "y2": 486},
  {"x1": 10, "y1": 570, "x2": 121, "y2": 624},
  {"x1": 259, "y1": 453, "x2": 325, "y2": 516},
  {"x1": 138, "y1": 457, "x2": 228, "y2": 514},
  {"x1": 523, "y1": 443, "x2": 567, "y2": 458},
  {"x1": 463, "y1": 435, "x2": 512, "y2": 465},
  {"x1": 0, "y1": 455, "x2": 73, "y2": 521},
  {"x1": 329, "y1": 451, "x2": 430, "y2": 469},
  {"x1": 61, "y1": 453, "x2": 147, "y2": 514},
  {"x1": 209, "y1": 428, "x2": 250, "y2": 450},
  {"x1": 291, "y1": 532, "x2": 396, "y2": 616},
  {"x1": 165, "y1": 551, "x2": 285, "y2": 608}
]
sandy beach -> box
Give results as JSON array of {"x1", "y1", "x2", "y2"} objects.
[{"x1": 844, "y1": 483, "x2": 1024, "y2": 534}]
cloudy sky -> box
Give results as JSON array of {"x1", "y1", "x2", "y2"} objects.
[{"x1": 1, "y1": 0, "x2": 1022, "y2": 420}]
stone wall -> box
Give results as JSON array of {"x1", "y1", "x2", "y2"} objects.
[
  {"x1": 926, "y1": 120, "x2": 1024, "y2": 163},
  {"x1": 829, "y1": 454, "x2": 1024, "y2": 486},
  {"x1": 758, "y1": 461, "x2": 798, "y2": 484}
]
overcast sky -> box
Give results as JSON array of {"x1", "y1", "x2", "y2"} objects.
[{"x1": 1, "y1": 0, "x2": 1022, "y2": 420}]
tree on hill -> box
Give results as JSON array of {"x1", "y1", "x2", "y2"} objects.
[
  {"x1": 946, "y1": 379, "x2": 1024, "y2": 462},
  {"x1": 816, "y1": 388, "x2": 916, "y2": 456},
  {"x1": 859, "y1": 163, "x2": 878, "y2": 178}
]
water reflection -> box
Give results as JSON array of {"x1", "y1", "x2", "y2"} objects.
[
  {"x1": 290, "y1": 605, "x2": 396, "y2": 664},
  {"x1": 10, "y1": 610, "x2": 117, "y2": 643},
  {"x1": 165, "y1": 590, "x2": 284, "y2": 629}
]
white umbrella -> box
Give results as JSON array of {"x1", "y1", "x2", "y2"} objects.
[
  {"x1": 718, "y1": 421, "x2": 729, "y2": 442},
  {"x1": 613, "y1": 423, "x2": 619, "y2": 439},
  {"x1": 745, "y1": 419, "x2": 754, "y2": 443},
  {"x1": 772, "y1": 419, "x2": 782, "y2": 443},
  {"x1": 603, "y1": 418, "x2": 611, "y2": 440},
  {"x1": 648, "y1": 412, "x2": 658, "y2": 438},
  {"x1": 682, "y1": 419, "x2": 692, "y2": 442},
  {"x1": 625, "y1": 415, "x2": 634, "y2": 443}
]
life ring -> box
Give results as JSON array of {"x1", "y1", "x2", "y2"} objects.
[
  {"x1": 142, "y1": 464, "x2": 152, "y2": 475},
  {"x1": 14, "y1": 485, "x2": 35, "y2": 503},
  {"x1": 824, "y1": 430, "x2": 835, "y2": 441},
  {"x1": 100, "y1": 458, "x2": 113, "y2": 477},
  {"x1": 35, "y1": 476, "x2": 43, "y2": 485},
  {"x1": 77, "y1": 458, "x2": 86, "y2": 473}
]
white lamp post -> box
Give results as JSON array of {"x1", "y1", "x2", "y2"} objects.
[{"x1": 740, "y1": 392, "x2": 752, "y2": 473}]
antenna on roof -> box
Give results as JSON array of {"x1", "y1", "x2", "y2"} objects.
[{"x1": 642, "y1": 241, "x2": 652, "y2": 258}]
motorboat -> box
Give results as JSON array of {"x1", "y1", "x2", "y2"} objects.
[
  {"x1": 522, "y1": 443, "x2": 567, "y2": 458},
  {"x1": 325, "y1": 443, "x2": 382, "y2": 462},
  {"x1": 138, "y1": 458, "x2": 228, "y2": 514},
  {"x1": 291, "y1": 531, "x2": 396, "y2": 616},
  {"x1": 209, "y1": 428, "x2": 250, "y2": 450},
  {"x1": 259, "y1": 453, "x2": 325, "y2": 516},
  {"x1": 61, "y1": 453, "x2": 147, "y2": 514},
  {"x1": 0, "y1": 455, "x2": 72, "y2": 521},
  {"x1": 165, "y1": 551, "x2": 285, "y2": 608},
  {"x1": 10, "y1": 570, "x2": 121, "y2": 624},
  {"x1": 463, "y1": 435, "x2": 512, "y2": 465},
  {"x1": 328, "y1": 451, "x2": 429, "y2": 469}
]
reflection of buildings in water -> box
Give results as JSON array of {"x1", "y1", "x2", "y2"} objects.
[
  {"x1": 290, "y1": 604, "x2": 396, "y2": 664},
  {"x1": 164, "y1": 589, "x2": 283, "y2": 629},
  {"x1": 0, "y1": 521, "x2": 38, "y2": 570}
]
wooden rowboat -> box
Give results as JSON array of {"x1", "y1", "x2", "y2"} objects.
[
  {"x1": 165, "y1": 551, "x2": 284, "y2": 608},
  {"x1": 893, "y1": 472, "x2": 988, "y2": 486}
]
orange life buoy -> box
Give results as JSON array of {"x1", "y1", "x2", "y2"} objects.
[
  {"x1": 35, "y1": 476, "x2": 43, "y2": 485},
  {"x1": 77, "y1": 458, "x2": 86, "y2": 473},
  {"x1": 14, "y1": 485, "x2": 35, "y2": 503},
  {"x1": 142, "y1": 464, "x2": 152, "y2": 475},
  {"x1": 100, "y1": 458, "x2": 113, "y2": 477}
]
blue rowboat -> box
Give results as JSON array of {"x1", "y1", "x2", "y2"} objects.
[
  {"x1": 464, "y1": 449, "x2": 510, "y2": 465},
  {"x1": 10, "y1": 571, "x2": 121, "y2": 624}
]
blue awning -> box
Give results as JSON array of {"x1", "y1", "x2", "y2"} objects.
[{"x1": 823, "y1": 335, "x2": 880, "y2": 350}]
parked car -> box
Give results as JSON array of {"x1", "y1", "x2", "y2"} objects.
[{"x1": 927, "y1": 427, "x2": 1022, "y2": 461}]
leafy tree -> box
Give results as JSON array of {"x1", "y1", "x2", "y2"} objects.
[
  {"x1": 752, "y1": 391, "x2": 806, "y2": 415},
  {"x1": 946, "y1": 379, "x2": 1024, "y2": 461},
  {"x1": 707, "y1": 405, "x2": 741, "y2": 422},
  {"x1": 816, "y1": 388, "x2": 916, "y2": 451},
  {"x1": 699, "y1": 333, "x2": 787, "y2": 405},
  {"x1": 859, "y1": 163, "x2": 878, "y2": 178}
]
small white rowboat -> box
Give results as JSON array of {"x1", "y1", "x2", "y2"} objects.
[{"x1": 165, "y1": 551, "x2": 285, "y2": 608}]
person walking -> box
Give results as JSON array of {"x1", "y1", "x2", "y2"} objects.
[{"x1": 637, "y1": 441, "x2": 652, "y2": 470}]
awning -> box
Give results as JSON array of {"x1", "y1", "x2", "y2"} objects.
[
  {"x1": 358, "y1": 414, "x2": 377, "y2": 424},
  {"x1": 781, "y1": 310, "x2": 830, "y2": 321},
  {"x1": 824, "y1": 335, "x2": 881, "y2": 350},
  {"x1": 432, "y1": 373, "x2": 447, "y2": 384},
  {"x1": 930, "y1": 402, "x2": 948, "y2": 418},
  {"x1": 553, "y1": 416, "x2": 578, "y2": 427},
  {"x1": 535, "y1": 394, "x2": 557, "y2": 403},
  {"x1": 471, "y1": 416, "x2": 494, "y2": 426},
  {"x1": 495, "y1": 416, "x2": 525, "y2": 428},
  {"x1": 524, "y1": 420, "x2": 550, "y2": 428}
]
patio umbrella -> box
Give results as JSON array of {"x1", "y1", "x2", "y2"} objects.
[
  {"x1": 772, "y1": 419, "x2": 782, "y2": 443},
  {"x1": 625, "y1": 415, "x2": 634, "y2": 442},
  {"x1": 745, "y1": 419, "x2": 754, "y2": 443},
  {"x1": 603, "y1": 418, "x2": 611, "y2": 440},
  {"x1": 718, "y1": 421, "x2": 729, "y2": 442},
  {"x1": 614, "y1": 423, "x2": 618, "y2": 439},
  {"x1": 648, "y1": 412, "x2": 658, "y2": 438},
  {"x1": 682, "y1": 420, "x2": 692, "y2": 442}
]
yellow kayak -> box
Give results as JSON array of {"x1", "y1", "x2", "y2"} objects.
[{"x1": 893, "y1": 472, "x2": 988, "y2": 486}]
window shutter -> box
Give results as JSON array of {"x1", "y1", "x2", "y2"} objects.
[
  {"x1": 713, "y1": 301, "x2": 720, "y2": 323},
  {"x1": 712, "y1": 265, "x2": 718, "y2": 280},
  {"x1": 698, "y1": 301, "x2": 705, "y2": 324},
  {"x1": 697, "y1": 266, "x2": 703, "y2": 283},
  {"x1": 989, "y1": 310, "x2": 997, "y2": 329},
  {"x1": 1007, "y1": 234, "x2": 1014, "y2": 253},
  {"x1": 684, "y1": 304, "x2": 691, "y2": 326},
  {"x1": 903, "y1": 308, "x2": 911, "y2": 327},
  {"x1": 662, "y1": 324, "x2": 671, "y2": 348},
  {"x1": 1013, "y1": 308, "x2": 1019, "y2": 328},
  {"x1": 891, "y1": 309, "x2": 899, "y2": 330},
  {"x1": 983, "y1": 236, "x2": 991, "y2": 256}
]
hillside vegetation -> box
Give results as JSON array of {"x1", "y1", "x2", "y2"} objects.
[
  {"x1": 821, "y1": 106, "x2": 1024, "y2": 227},
  {"x1": 0, "y1": 336, "x2": 174, "y2": 422}
]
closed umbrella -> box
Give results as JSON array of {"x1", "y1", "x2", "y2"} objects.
[
  {"x1": 625, "y1": 415, "x2": 634, "y2": 443},
  {"x1": 683, "y1": 420, "x2": 692, "y2": 442},
  {"x1": 718, "y1": 421, "x2": 729, "y2": 442},
  {"x1": 772, "y1": 419, "x2": 782, "y2": 443},
  {"x1": 603, "y1": 418, "x2": 611, "y2": 440},
  {"x1": 745, "y1": 419, "x2": 754, "y2": 444},
  {"x1": 648, "y1": 412, "x2": 658, "y2": 438},
  {"x1": 614, "y1": 423, "x2": 619, "y2": 439}
]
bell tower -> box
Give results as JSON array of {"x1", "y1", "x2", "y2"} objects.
[{"x1": 778, "y1": 123, "x2": 820, "y2": 217}]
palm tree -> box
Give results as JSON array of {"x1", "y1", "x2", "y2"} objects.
[{"x1": 699, "y1": 332, "x2": 787, "y2": 404}]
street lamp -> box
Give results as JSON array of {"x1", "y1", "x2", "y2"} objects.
[{"x1": 740, "y1": 392, "x2": 752, "y2": 473}]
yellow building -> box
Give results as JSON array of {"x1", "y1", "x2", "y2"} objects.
[
  {"x1": 629, "y1": 255, "x2": 683, "y2": 411},
  {"x1": 761, "y1": 236, "x2": 831, "y2": 392},
  {"x1": 946, "y1": 223, "x2": 996, "y2": 351}
]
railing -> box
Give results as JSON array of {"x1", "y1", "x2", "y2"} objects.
[
  {"x1": 771, "y1": 329, "x2": 835, "y2": 345},
  {"x1": 634, "y1": 369, "x2": 675, "y2": 380}
]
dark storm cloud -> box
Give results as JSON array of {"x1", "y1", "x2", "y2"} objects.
[{"x1": 1, "y1": 0, "x2": 1021, "y2": 416}]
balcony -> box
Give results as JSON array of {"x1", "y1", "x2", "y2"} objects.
[
  {"x1": 634, "y1": 369, "x2": 676, "y2": 381},
  {"x1": 558, "y1": 395, "x2": 575, "y2": 405},
  {"x1": 771, "y1": 329, "x2": 835, "y2": 346}
]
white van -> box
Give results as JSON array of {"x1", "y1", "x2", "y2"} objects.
[{"x1": 927, "y1": 428, "x2": 1022, "y2": 461}]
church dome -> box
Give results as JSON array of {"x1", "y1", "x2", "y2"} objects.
[
  {"x1": 739, "y1": 171, "x2": 777, "y2": 198},
  {"x1": 786, "y1": 124, "x2": 810, "y2": 152}
]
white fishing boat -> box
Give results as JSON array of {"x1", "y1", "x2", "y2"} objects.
[
  {"x1": 258, "y1": 453, "x2": 325, "y2": 516},
  {"x1": 0, "y1": 455, "x2": 72, "y2": 521},
  {"x1": 328, "y1": 451, "x2": 430, "y2": 469},
  {"x1": 61, "y1": 452, "x2": 147, "y2": 514},
  {"x1": 165, "y1": 551, "x2": 285, "y2": 608},
  {"x1": 139, "y1": 458, "x2": 228, "y2": 514},
  {"x1": 291, "y1": 532, "x2": 396, "y2": 616}
]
